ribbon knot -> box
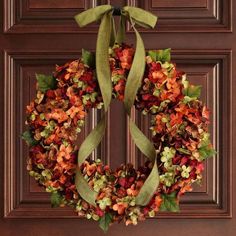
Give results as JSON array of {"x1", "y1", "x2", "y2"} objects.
[{"x1": 74, "y1": 5, "x2": 159, "y2": 207}]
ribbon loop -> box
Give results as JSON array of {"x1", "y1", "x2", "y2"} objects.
[
  {"x1": 123, "y1": 6, "x2": 157, "y2": 29},
  {"x1": 96, "y1": 12, "x2": 113, "y2": 111},
  {"x1": 74, "y1": 5, "x2": 112, "y2": 27},
  {"x1": 123, "y1": 21, "x2": 159, "y2": 205}
]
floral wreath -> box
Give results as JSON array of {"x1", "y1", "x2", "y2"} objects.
[{"x1": 22, "y1": 5, "x2": 215, "y2": 232}]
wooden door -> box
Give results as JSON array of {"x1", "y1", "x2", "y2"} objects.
[{"x1": 0, "y1": 0, "x2": 235, "y2": 235}]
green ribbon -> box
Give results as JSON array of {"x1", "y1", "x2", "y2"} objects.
[
  {"x1": 121, "y1": 9, "x2": 159, "y2": 206},
  {"x1": 74, "y1": 5, "x2": 159, "y2": 207},
  {"x1": 75, "y1": 6, "x2": 113, "y2": 206}
]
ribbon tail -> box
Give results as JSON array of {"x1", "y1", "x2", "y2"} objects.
[
  {"x1": 135, "y1": 159, "x2": 159, "y2": 206},
  {"x1": 75, "y1": 169, "x2": 97, "y2": 206},
  {"x1": 124, "y1": 27, "x2": 145, "y2": 112},
  {"x1": 129, "y1": 119, "x2": 156, "y2": 161},
  {"x1": 124, "y1": 25, "x2": 159, "y2": 206},
  {"x1": 76, "y1": 12, "x2": 113, "y2": 206},
  {"x1": 96, "y1": 12, "x2": 113, "y2": 110},
  {"x1": 77, "y1": 116, "x2": 106, "y2": 164},
  {"x1": 75, "y1": 116, "x2": 106, "y2": 206}
]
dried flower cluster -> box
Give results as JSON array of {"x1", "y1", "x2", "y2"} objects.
[{"x1": 23, "y1": 44, "x2": 215, "y2": 230}]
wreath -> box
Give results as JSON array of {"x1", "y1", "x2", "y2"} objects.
[{"x1": 22, "y1": 5, "x2": 215, "y2": 232}]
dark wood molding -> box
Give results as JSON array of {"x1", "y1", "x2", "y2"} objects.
[
  {"x1": 127, "y1": 0, "x2": 232, "y2": 32},
  {"x1": 3, "y1": 0, "x2": 96, "y2": 33},
  {"x1": 3, "y1": 0, "x2": 232, "y2": 33}
]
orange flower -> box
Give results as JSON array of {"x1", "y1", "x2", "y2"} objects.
[
  {"x1": 154, "y1": 114, "x2": 166, "y2": 133},
  {"x1": 178, "y1": 181, "x2": 193, "y2": 195},
  {"x1": 154, "y1": 195, "x2": 162, "y2": 210},
  {"x1": 125, "y1": 220, "x2": 133, "y2": 226},
  {"x1": 66, "y1": 106, "x2": 84, "y2": 119},
  {"x1": 170, "y1": 113, "x2": 183, "y2": 126},
  {"x1": 35, "y1": 152, "x2": 47, "y2": 164},
  {"x1": 202, "y1": 106, "x2": 210, "y2": 120},
  {"x1": 57, "y1": 144, "x2": 73, "y2": 163},
  {"x1": 46, "y1": 180, "x2": 60, "y2": 189},
  {"x1": 113, "y1": 202, "x2": 128, "y2": 215},
  {"x1": 175, "y1": 103, "x2": 188, "y2": 115},
  {"x1": 67, "y1": 61, "x2": 79, "y2": 73},
  {"x1": 187, "y1": 114, "x2": 201, "y2": 125},
  {"x1": 26, "y1": 101, "x2": 35, "y2": 113},
  {"x1": 166, "y1": 77, "x2": 176, "y2": 89},
  {"x1": 182, "y1": 138, "x2": 198, "y2": 152},
  {"x1": 46, "y1": 109, "x2": 68, "y2": 123},
  {"x1": 85, "y1": 163, "x2": 96, "y2": 176},
  {"x1": 127, "y1": 185, "x2": 138, "y2": 196},
  {"x1": 120, "y1": 48, "x2": 134, "y2": 69},
  {"x1": 114, "y1": 79, "x2": 125, "y2": 100},
  {"x1": 66, "y1": 87, "x2": 75, "y2": 98},
  {"x1": 59, "y1": 174, "x2": 67, "y2": 184},
  {"x1": 44, "y1": 134, "x2": 56, "y2": 145},
  {"x1": 66, "y1": 87, "x2": 85, "y2": 107},
  {"x1": 152, "y1": 71, "x2": 166, "y2": 83}
]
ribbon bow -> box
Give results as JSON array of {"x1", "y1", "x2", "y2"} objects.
[{"x1": 74, "y1": 5, "x2": 159, "y2": 207}]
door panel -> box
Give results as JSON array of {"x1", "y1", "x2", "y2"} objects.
[
  {"x1": 126, "y1": 0, "x2": 232, "y2": 32},
  {"x1": 0, "y1": 0, "x2": 235, "y2": 235}
]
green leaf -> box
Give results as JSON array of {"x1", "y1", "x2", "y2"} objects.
[
  {"x1": 36, "y1": 74, "x2": 57, "y2": 93},
  {"x1": 198, "y1": 133, "x2": 216, "y2": 160},
  {"x1": 148, "y1": 50, "x2": 158, "y2": 61},
  {"x1": 160, "y1": 192, "x2": 180, "y2": 212},
  {"x1": 183, "y1": 96, "x2": 196, "y2": 104},
  {"x1": 50, "y1": 192, "x2": 62, "y2": 208},
  {"x1": 148, "y1": 48, "x2": 171, "y2": 63},
  {"x1": 177, "y1": 148, "x2": 191, "y2": 155},
  {"x1": 198, "y1": 145, "x2": 216, "y2": 160},
  {"x1": 98, "y1": 213, "x2": 112, "y2": 233},
  {"x1": 21, "y1": 130, "x2": 38, "y2": 146},
  {"x1": 183, "y1": 85, "x2": 201, "y2": 99},
  {"x1": 82, "y1": 49, "x2": 95, "y2": 67}
]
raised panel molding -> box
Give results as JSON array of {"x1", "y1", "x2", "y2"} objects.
[
  {"x1": 3, "y1": 50, "x2": 110, "y2": 218},
  {"x1": 4, "y1": 0, "x2": 232, "y2": 33},
  {"x1": 28, "y1": 0, "x2": 86, "y2": 9},
  {"x1": 4, "y1": 50, "x2": 232, "y2": 218},
  {"x1": 127, "y1": 50, "x2": 232, "y2": 218},
  {"x1": 151, "y1": 0, "x2": 208, "y2": 8},
  {"x1": 128, "y1": 0, "x2": 232, "y2": 32},
  {"x1": 3, "y1": 0, "x2": 105, "y2": 33}
]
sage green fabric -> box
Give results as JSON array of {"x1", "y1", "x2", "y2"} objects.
[
  {"x1": 74, "y1": 5, "x2": 159, "y2": 207},
  {"x1": 74, "y1": 5, "x2": 112, "y2": 27},
  {"x1": 116, "y1": 14, "x2": 126, "y2": 45},
  {"x1": 95, "y1": 12, "x2": 113, "y2": 111},
  {"x1": 123, "y1": 18, "x2": 159, "y2": 205},
  {"x1": 75, "y1": 7, "x2": 113, "y2": 206},
  {"x1": 135, "y1": 159, "x2": 159, "y2": 205},
  {"x1": 110, "y1": 16, "x2": 116, "y2": 47},
  {"x1": 123, "y1": 6, "x2": 157, "y2": 29},
  {"x1": 75, "y1": 169, "x2": 98, "y2": 206}
]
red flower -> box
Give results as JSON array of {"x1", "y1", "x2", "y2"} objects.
[{"x1": 95, "y1": 207, "x2": 104, "y2": 217}]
